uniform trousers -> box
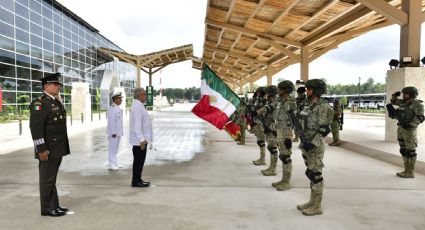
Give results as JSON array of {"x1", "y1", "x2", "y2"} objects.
[
  {"x1": 39, "y1": 156, "x2": 62, "y2": 213},
  {"x1": 132, "y1": 145, "x2": 147, "y2": 184},
  {"x1": 108, "y1": 136, "x2": 121, "y2": 167}
]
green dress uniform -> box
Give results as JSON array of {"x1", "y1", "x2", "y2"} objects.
[{"x1": 30, "y1": 93, "x2": 70, "y2": 214}]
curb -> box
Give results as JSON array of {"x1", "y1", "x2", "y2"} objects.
[{"x1": 326, "y1": 137, "x2": 425, "y2": 175}]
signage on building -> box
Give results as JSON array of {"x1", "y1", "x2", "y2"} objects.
[
  {"x1": 0, "y1": 86, "x2": 2, "y2": 112},
  {"x1": 146, "y1": 86, "x2": 154, "y2": 107}
]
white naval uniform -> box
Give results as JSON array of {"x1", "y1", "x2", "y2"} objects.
[{"x1": 107, "y1": 103, "x2": 123, "y2": 167}]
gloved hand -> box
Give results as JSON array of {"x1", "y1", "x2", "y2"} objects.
[
  {"x1": 393, "y1": 91, "x2": 401, "y2": 97},
  {"x1": 401, "y1": 123, "x2": 413, "y2": 129},
  {"x1": 302, "y1": 142, "x2": 315, "y2": 151}
]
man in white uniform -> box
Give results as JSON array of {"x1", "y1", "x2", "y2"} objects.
[
  {"x1": 107, "y1": 92, "x2": 123, "y2": 170},
  {"x1": 129, "y1": 88, "x2": 153, "y2": 187}
]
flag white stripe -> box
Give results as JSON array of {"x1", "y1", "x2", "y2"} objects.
[{"x1": 201, "y1": 79, "x2": 236, "y2": 116}]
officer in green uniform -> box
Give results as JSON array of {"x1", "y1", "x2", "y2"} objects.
[
  {"x1": 294, "y1": 86, "x2": 307, "y2": 142},
  {"x1": 388, "y1": 87, "x2": 424, "y2": 178},
  {"x1": 297, "y1": 79, "x2": 333, "y2": 216},
  {"x1": 233, "y1": 97, "x2": 247, "y2": 145},
  {"x1": 252, "y1": 87, "x2": 267, "y2": 165},
  {"x1": 329, "y1": 100, "x2": 342, "y2": 146},
  {"x1": 29, "y1": 73, "x2": 71, "y2": 217},
  {"x1": 272, "y1": 80, "x2": 297, "y2": 190},
  {"x1": 257, "y1": 85, "x2": 279, "y2": 176}
]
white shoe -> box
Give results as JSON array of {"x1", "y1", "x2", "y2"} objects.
[
  {"x1": 116, "y1": 165, "x2": 124, "y2": 169},
  {"x1": 108, "y1": 165, "x2": 119, "y2": 171}
]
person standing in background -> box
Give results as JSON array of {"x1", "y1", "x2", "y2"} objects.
[
  {"x1": 129, "y1": 88, "x2": 153, "y2": 187},
  {"x1": 107, "y1": 92, "x2": 124, "y2": 170}
]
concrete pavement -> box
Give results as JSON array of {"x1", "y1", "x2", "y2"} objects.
[{"x1": 0, "y1": 105, "x2": 425, "y2": 229}]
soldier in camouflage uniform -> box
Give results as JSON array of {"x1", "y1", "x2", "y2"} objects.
[
  {"x1": 234, "y1": 97, "x2": 247, "y2": 145},
  {"x1": 294, "y1": 86, "x2": 307, "y2": 142},
  {"x1": 296, "y1": 79, "x2": 333, "y2": 216},
  {"x1": 252, "y1": 87, "x2": 267, "y2": 165},
  {"x1": 272, "y1": 81, "x2": 297, "y2": 190},
  {"x1": 329, "y1": 100, "x2": 342, "y2": 146},
  {"x1": 388, "y1": 87, "x2": 424, "y2": 178},
  {"x1": 257, "y1": 85, "x2": 279, "y2": 176}
]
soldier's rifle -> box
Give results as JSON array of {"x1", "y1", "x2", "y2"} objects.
[{"x1": 288, "y1": 110, "x2": 309, "y2": 145}]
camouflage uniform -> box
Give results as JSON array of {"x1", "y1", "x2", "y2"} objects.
[
  {"x1": 297, "y1": 79, "x2": 333, "y2": 216},
  {"x1": 252, "y1": 88, "x2": 267, "y2": 165},
  {"x1": 329, "y1": 100, "x2": 342, "y2": 146},
  {"x1": 389, "y1": 87, "x2": 424, "y2": 178},
  {"x1": 257, "y1": 85, "x2": 279, "y2": 176},
  {"x1": 272, "y1": 80, "x2": 297, "y2": 190},
  {"x1": 234, "y1": 99, "x2": 247, "y2": 145},
  {"x1": 294, "y1": 88, "x2": 307, "y2": 142}
]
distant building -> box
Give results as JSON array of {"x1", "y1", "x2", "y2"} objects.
[{"x1": 0, "y1": 0, "x2": 136, "y2": 112}]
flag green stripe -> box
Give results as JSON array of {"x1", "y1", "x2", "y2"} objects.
[{"x1": 202, "y1": 65, "x2": 240, "y2": 107}]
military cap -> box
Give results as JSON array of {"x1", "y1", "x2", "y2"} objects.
[
  {"x1": 305, "y1": 79, "x2": 327, "y2": 96},
  {"x1": 41, "y1": 72, "x2": 62, "y2": 86},
  {"x1": 402, "y1": 86, "x2": 418, "y2": 98},
  {"x1": 111, "y1": 92, "x2": 122, "y2": 99}
]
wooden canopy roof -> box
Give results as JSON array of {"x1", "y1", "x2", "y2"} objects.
[
  {"x1": 99, "y1": 44, "x2": 194, "y2": 69},
  {"x1": 202, "y1": 0, "x2": 425, "y2": 88}
]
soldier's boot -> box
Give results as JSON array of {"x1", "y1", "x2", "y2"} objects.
[
  {"x1": 237, "y1": 131, "x2": 246, "y2": 145},
  {"x1": 261, "y1": 154, "x2": 277, "y2": 176},
  {"x1": 396, "y1": 156, "x2": 409, "y2": 178},
  {"x1": 253, "y1": 146, "x2": 266, "y2": 165},
  {"x1": 275, "y1": 163, "x2": 292, "y2": 191},
  {"x1": 271, "y1": 162, "x2": 285, "y2": 187},
  {"x1": 405, "y1": 156, "x2": 416, "y2": 178},
  {"x1": 297, "y1": 185, "x2": 313, "y2": 211},
  {"x1": 302, "y1": 182, "x2": 323, "y2": 216},
  {"x1": 329, "y1": 139, "x2": 341, "y2": 146}
]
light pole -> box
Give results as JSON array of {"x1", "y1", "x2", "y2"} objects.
[{"x1": 358, "y1": 77, "x2": 361, "y2": 108}]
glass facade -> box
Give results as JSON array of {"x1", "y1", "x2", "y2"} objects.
[{"x1": 0, "y1": 0, "x2": 136, "y2": 112}]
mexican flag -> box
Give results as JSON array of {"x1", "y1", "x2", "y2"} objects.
[{"x1": 192, "y1": 65, "x2": 241, "y2": 130}]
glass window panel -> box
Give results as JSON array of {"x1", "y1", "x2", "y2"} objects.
[
  {"x1": 15, "y1": 16, "x2": 29, "y2": 31},
  {"x1": 16, "y1": 66, "x2": 30, "y2": 80},
  {"x1": 0, "y1": 0, "x2": 14, "y2": 12},
  {"x1": 0, "y1": 49, "x2": 15, "y2": 65},
  {"x1": 2, "y1": 91, "x2": 16, "y2": 104},
  {"x1": 0, "y1": 76, "x2": 16, "y2": 91},
  {"x1": 54, "y1": 55, "x2": 62, "y2": 64},
  {"x1": 0, "y1": 7, "x2": 14, "y2": 25},
  {"x1": 43, "y1": 60, "x2": 53, "y2": 72},
  {"x1": 64, "y1": 57, "x2": 71, "y2": 67},
  {"x1": 31, "y1": 69, "x2": 43, "y2": 81},
  {"x1": 0, "y1": 21, "x2": 14, "y2": 38},
  {"x1": 31, "y1": 46, "x2": 42, "y2": 59},
  {"x1": 30, "y1": 22, "x2": 42, "y2": 37},
  {"x1": 42, "y1": 6, "x2": 52, "y2": 20},
  {"x1": 54, "y1": 44, "x2": 63, "y2": 55},
  {"x1": 17, "y1": 79, "x2": 31, "y2": 91},
  {"x1": 29, "y1": 0, "x2": 41, "y2": 13},
  {"x1": 16, "y1": 54, "x2": 31, "y2": 68},
  {"x1": 30, "y1": 57, "x2": 42, "y2": 70},
  {"x1": 54, "y1": 24, "x2": 62, "y2": 35},
  {"x1": 43, "y1": 28, "x2": 53, "y2": 41},
  {"x1": 30, "y1": 34, "x2": 42, "y2": 48},
  {"x1": 0, "y1": 63, "x2": 15, "y2": 78},
  {"x1": 16, "y1": 0, "x2": 28, "y2": 7},
  {"x1": 15, "y1": 29, "x2": 29, "y2": 43},
  {"x1": 0, "y1": 35, "x2": 14, "y2": 51},
  {"x1": 15, "y1": 2, "x2": 29, "y2": 19},
  {"x1": 30, "y1": 10, "x2": 42, "y2": 24},
  {"x1": 43, "y1": 39, "x2": 53, "y2": 52},
  {"x1": 54, "y1": 34, "x2": 62, "y2": 45},
  {"x1": 42, "y1": 17, "x2": 52, "y2": 30},
  {"x1": 16, "y1": 41, "x2": 29, "y2": 55},
  {"x1": 63, "y1": 19, "x2": 70, "y2": 29},
  {"x1": 71, "y1": 33, "x2": 78, "y2": 42},
  {"x1": 43, "y1": 50, "x2": 53, "y2": 62},
  {"x1": 17, "y1": 92, "x2": 31, "y2": 105},
  {"x1": 31, "y1": 80, "x2": 42, "y2": 92},
  {"x1": 63, "y1": 28, "x2": 71, "y2": 39},
  {"x1": 72, "y1": 60, "x2": 78, "y2": 68},
  {"x1": 53, "y1": 13, "x2": 62, "y2": 25},
  {"x1": 41, "y1": 0, "x2": 51, "y2": 9}
]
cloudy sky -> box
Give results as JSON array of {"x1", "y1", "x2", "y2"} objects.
[{"x1": 57, "y1": 0, "x2": 425, "y2": 88}]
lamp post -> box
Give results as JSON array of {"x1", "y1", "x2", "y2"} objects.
[{"x1": 358, "y1": 77, "x2": 361, "y2": 108}]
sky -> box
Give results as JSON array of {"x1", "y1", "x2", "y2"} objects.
[{"x1": 57, "y1": 0, "x2": 425, "y2": 88}]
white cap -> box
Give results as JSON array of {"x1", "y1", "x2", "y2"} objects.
[{"x1": 111, "y1": 92, "x2": 122, "y2": 99}]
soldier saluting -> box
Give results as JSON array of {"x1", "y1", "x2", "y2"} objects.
[
  {"x1": 29, "y1": 73, "x2": 70, "y2": 217},
  {"x1": 387, "y1": 87, "x2": 424, "y2": 178}
]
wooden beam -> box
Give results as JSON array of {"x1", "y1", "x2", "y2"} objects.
[
  {"x1": 206, "y1": 62, "x2": 250, "y2": 75},
  {"x1": 358, "y1": 0, "x2": 407, "y2": 25},
  {"x1": 308, "y1": 41, "x2": 339, "y2": 62},
  {"x1": 204, "y1": 45, "x2": 267, "y2": 67},
  {"x1": 206, "y1": 18, "x2": 301, "y2": 47},
  {"x1": 260, "y1": 37, "x2": 300, "y2": 62},
  {"x1": 301, "y1": 46, "x2": 309, "y2": 82},
  {"x1": 266, "y1": 0, "x2": 301, "y2": 32}
]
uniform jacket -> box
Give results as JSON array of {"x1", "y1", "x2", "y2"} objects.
[
  {"x1": 391, "y1": 97, "x2": 424, "y2": 128},
  {"x1": 29, "y1": 93, "x2": 70, "y2": 159},
  {"x1": 275, "y1": 96, "x2": 297, "y2": 130},
  {"x1": 300, "y1": 99, "x2": 333, "y2": 146},
  {"x1": 107, "y1": 103, "x2": 124, "y2": 137}
]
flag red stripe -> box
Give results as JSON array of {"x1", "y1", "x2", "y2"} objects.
[{"x1": 191, "y1": 95, "x2": 229, "y2": 130}]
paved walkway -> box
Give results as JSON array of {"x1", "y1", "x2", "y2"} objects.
[{"x1": 0, "y1": 104, "x2": 424, "y2": 229}]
